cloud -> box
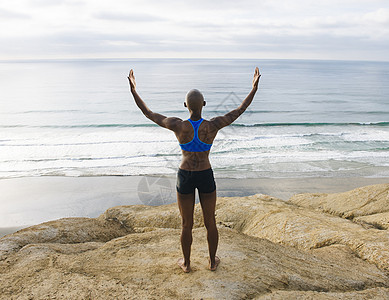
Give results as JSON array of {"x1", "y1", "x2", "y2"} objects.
[
  {"x1": 26, "y1": 0, "x2": 85, "y2": 7},
  {"x1": 0, "y1": 8, "x2": 30, "y2": 19},
  {"x1": 94, "y1": 11, "x2": 167, "y2": 22},
  {"x1": 0, "y1": 0, "x2": 388, "y2": 61},
  {"x1": 363, "y1": 8, "x2": 389, "y2": 24}
]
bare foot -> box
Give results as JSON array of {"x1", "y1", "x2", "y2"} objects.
[
  {"x1": 177, "y1": 258, "x2": 191, "y2": 273},
  {"x1": 208, "y1": 256, "x2": 220, "y2": 271}
]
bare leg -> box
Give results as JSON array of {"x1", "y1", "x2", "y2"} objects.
[
  {"x1": 177, "y1": 191, "x2": 195, "y2": 273},
  {"x1": 199, "y1": 190, "x2": 219, "y2": 271}
]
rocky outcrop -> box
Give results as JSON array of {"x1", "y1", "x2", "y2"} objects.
[
  {"x1": 214, "y1": 194, "x2": 389, "y2": 272},
  {"x1": 0, "y1": 217, "x2": 131, "y2": 260},
  {"x1": 1, "y1": 183, "x2": 389, "y2": 299},
  {"x1": 255, "y1": 288, "x2": 389, "y2": 299},
  {"x1": 289, "y1": 183, "x2": 389, "y2": 227}
]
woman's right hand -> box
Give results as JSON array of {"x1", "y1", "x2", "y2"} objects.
[
  {"x1": 128, "y1": 69, "x2": 136, "y2": 92},
  {"x1": 253, "y1": 67, "x2": 261, "y2": 90}
]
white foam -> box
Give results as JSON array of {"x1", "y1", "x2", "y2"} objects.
[{"x1": 1, "y1": 125, "x2": 388, "y2": 179}]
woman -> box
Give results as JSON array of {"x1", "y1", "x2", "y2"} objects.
[{"x1": 128, "y1": 67, "x2": 260, "y2": 272}]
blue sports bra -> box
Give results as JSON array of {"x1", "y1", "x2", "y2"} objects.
[{"x1": 179, "y1": 118, "x2": 212, "y2": 152}]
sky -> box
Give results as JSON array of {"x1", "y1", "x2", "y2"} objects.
[{"x1": 0, "y1": 0, "x2": 388, "y2": 61}]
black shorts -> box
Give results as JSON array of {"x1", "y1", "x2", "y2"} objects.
[{"x1": 176, "y1": 168, "x2": 216, "y2": 194}]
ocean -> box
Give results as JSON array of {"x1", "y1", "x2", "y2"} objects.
[{"x1": 1, "y1": 58, "x2": 389, "y2": 179}]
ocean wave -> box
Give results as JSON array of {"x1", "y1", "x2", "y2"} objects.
[
  {"x1": 0, "y1": 124, "x2": 157, "y2": 128},
  {"x1": 231, "y1": 122, "x2": 389, "y2": 127},
  {"x1": 1, "y1": 122, "x2": 388, "y2": 129}
]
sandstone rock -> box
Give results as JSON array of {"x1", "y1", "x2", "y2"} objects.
[
  {"x1": 97, "y1": 193, "x2": 389, "y2": 272},
  {"x1": 101, "y1": 193, "x2": 389, "y2": 272},
  {"x1": 217, "y1": 194, "x2": 389, "y2": 272},
  {"x1": 0, "y1": 217, "x2": 130, "y2": 260},
  {"x1": 98, "y1": 202, "x2": 204, "y2": 231},
  {"x1": 289, "y1": 183, "x2": 389, "y2": 219},
  {"x1": 1, "y1": 184, "x2": 389, "y2": 299},
  {"x1": 354, "y1": 211, "x2": 389, "y2": 230},
  {"x1": 255, "y1": 287, "x2": 389, "y2": 299},
  {"x1": 1, "y1": 227, "x2": 388, "y2": 299}
]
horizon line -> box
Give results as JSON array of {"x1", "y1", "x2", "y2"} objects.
[{"x1": 1, "y1": 57, "x2": 389, "y2": 63}]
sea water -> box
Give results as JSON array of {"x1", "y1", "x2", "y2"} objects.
[{"x1": 0, "y1": 59, "x2": 388, "y2": 179}]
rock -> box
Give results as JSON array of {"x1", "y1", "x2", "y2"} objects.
[
  {"x1": 98, "y1": 202, "x2": 205, "y2": 230},
  {"x1": 1, "y1": 184, "x2": 389, "y2": 299},
  {"x1": 354, "y1": 211, "x2": 389, "y2": 230},
  {"x1": 213, "y1": 194, "x2": 389, "y2": 272},
  {"x1": 1, "y1": 227, "x2": 388, "y2": 299},
  {"x1": 0, "y1": 217, "x2": 131, "y2": 260},
  {"x1": 255, "y1": 287, "x2": 389, "y2": 299},
  {"x1": 289, "y1": 183, "x2": 389, "y2": 220}
]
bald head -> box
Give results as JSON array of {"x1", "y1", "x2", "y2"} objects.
[{"x1": 184, "y1": 89, "x2": 205, "y2": 111}]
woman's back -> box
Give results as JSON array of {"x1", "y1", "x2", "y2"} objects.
[{"x1": 175, "y1": 119, "x2": 218, "y2": 171}]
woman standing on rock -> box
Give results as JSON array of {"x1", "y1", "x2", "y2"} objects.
[{"x1": 128, "y1": 67, "x2": 260, "y2": 272}]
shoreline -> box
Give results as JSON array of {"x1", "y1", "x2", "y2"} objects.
[{"x1": 1, "y1": 175, "x2": 388, "y2": 237}]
